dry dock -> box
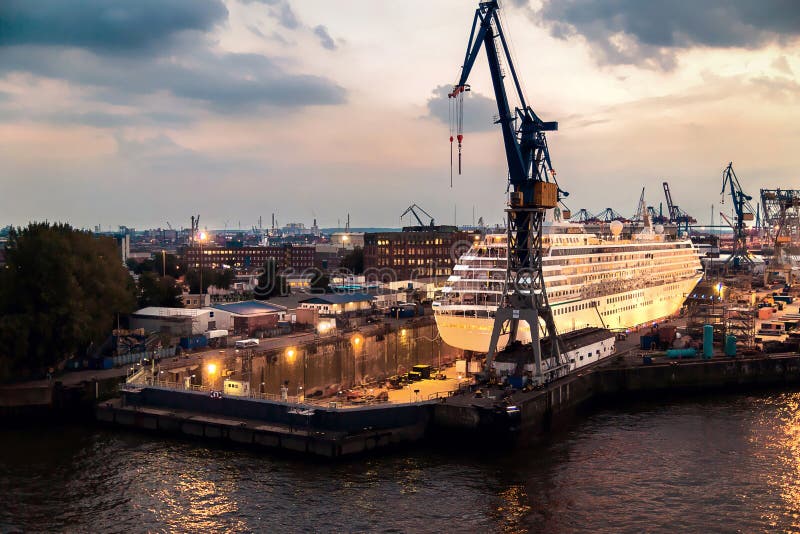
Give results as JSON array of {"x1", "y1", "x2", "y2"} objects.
[{"x1": 97, "y1": 349, "x2": 800, "y2": 457}]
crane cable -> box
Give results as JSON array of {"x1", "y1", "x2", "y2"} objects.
[
  {"x1": 456, "y1": 92, "x2": 464, "y2": 175},
  {"x1": 448, "y1": 93, "x2": 454, "y2": 187}
]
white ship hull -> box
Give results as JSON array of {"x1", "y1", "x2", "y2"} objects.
[{"x1": 436, "y1": 276, "x2": 701, "y2": 353}]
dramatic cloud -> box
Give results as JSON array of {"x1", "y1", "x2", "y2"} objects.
[
  {"x1": 0, "y1": 0, "x2": 227, "y2": 54},
  {"x1": 314, "y1": 25, "x2": 337, "y2": 51},
  {"x1": 426, "y1": 85, "x2": 499, "y2": 133},
  {"x1": 0, "y1": 0, "x2": 346, "y2": 119},
  {"x1": 534, "y1": 0, "x2": 800, "y2": 68}
]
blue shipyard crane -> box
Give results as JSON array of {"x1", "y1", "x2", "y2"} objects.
[
  {"x1": 721, "y1": 162, "x2": 755, "y2": 268},
  {"x1": 449, "y1": 0, "x2": 568, "y2": 380},
  {"x1": 662, "y1": 181, "x2": 696, "y2": 236}
]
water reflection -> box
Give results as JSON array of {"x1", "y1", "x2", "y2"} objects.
[{"x1": 7, "y1": 392, "x2": 800, "y2": 531}]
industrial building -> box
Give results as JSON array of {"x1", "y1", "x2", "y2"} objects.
[
  {"x1": 184, "y1": 243, "x2": 314, "y2": 272},
  {"x1": 130, "y1": 307, "x2": 225, "y2": 337},
  {"x1": 212, "y1": 300, "x2": 287, "y2": 336},
  {"x1": 298, "y1": 293, "x2": 375, "y2": 316},
  {"x1": 363, "y1": 228, "x2": 480, "y2": 279}
]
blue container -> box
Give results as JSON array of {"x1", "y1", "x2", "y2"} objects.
[
  {"x1": 102, "y1": 357, "x2": 114, "y2": 369},
  {"x1": 641, "y1": 335, "x2": 657, "y2": 350},
  {"x1": 508, "y1": 375, "x2": 525, "y2": 389},
  {"x1": 724, "y1": 335, "x2": 737, "y2": 357},
  {"x1": 666, "y1": 348, "x2": 697, "y2": 359},
  {"x1": 179, "y1": 334, "x2": 208, "y2": 350},
  {"x1": 703, "y1": 325, "x2": 714, "y2": 359}
]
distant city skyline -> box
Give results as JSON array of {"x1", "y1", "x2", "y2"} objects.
[{"x1": 1, "y1": 1, "x2": 798, "y2": 230}]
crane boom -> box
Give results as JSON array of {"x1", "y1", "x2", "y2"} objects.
[{"x1": 450, "y1": 0, "x2": 567, "y2": 383}]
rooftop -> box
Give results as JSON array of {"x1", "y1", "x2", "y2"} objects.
[
  {"x1": 212, "y1": 300, "x2": 287, "y2": 316},
  {"x1": 133, "y1": 307, "x2": 211, "y2": 317},
  {"x1": 300, "y1": 293, "x2": 375, "y2": 305}
]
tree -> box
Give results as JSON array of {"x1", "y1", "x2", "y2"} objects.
[
  {"x1": 0, "y1": 223, "x2": 136, "y2": 381},
  {"x1": 310, "y1": 271, "x2": 330, "y2": 293},
  {"x1": 340, "y1": 247, "x2": 364, "y2": 274},
  {"x1": 184, "y1": 267, "x2": 234, "y2": 293},
  {"x1": 254, "y1": 259, "x2": 287, "y2": 299},
  {"x1": 138, "y1": 272, "x2": 183, "y2": 308}
]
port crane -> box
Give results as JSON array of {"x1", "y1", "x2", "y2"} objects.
[
  {"x1": 663, "y1": 181, "x2": 696, "y2": 236},
  {"x1": 450, "y1": 0, "x2": 568, "y2": 382},
  {"x1": 569, "y1": 209, "x2": 595, "y2": 224},
  {"x1": 400, "y1": 203, "x2": 436, "y2": 228},
  {"x1": 720, "y1": 163, "x2": 755, "y2": 269},
  {"x1": 761, "y1": 188, "x2": 800, "y2": 285}
]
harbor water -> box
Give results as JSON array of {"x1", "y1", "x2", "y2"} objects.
[{"x1": 4, "y1": 390, "x2": 800, "y2": 532}]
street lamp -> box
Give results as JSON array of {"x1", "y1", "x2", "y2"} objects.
[
  {"x1": 207, "y1": 362, "x2": 217, "y2": 389},
  {"x1": 198, "y1": 231, "x2": 208, "y2": 305},
  {"x1": 351, "y1": 334, "x2": 364, "y2": 386}
]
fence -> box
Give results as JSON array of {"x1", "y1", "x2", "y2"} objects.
[{"x1": 113, "y1": 347, "x2": 177, "y2": 368}]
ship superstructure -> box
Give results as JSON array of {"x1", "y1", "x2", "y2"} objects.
[{"x1": 434, "y1": 222, "x2": 703, "y2": 353}]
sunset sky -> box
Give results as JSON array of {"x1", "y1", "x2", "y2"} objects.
[{"x1": 1, "y1": 0, "x2": 798, "y2": 230}]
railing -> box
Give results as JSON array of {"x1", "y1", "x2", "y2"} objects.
[{"x1": 121, "y1": 376, "x2": 318, "y2": 406}]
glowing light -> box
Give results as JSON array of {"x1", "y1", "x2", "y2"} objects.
[
  {"x1": 198, "y1": 231, "x2": 208, "y2": 242},
  {"x1": 286, "y1": 348, "x2": 296, "y2": 360},
  {"x1": 317, "y1": 322, "x2": 331, "y2": 333},
  {"x1": 716, "y1": 282, "x2": 723, "y2": 293},
  {"x1": 351, "y1": 334, "x2": 363, "y2": 347},
  {"x1": 401, "y1": 328, "x2": 407, "y2": 337},
  {"x1": 207, "y1": 363, "x2": 217, "y2": 374}
]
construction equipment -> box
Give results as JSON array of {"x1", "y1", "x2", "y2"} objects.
[
  {"x1": 595, "y1": 208, "x2": 627, "y2": 223},
  {"x1": 761, "y1": 188, "x2": 800, "y2": 285},
  {"x1": 720, "y1": 163, "x2": 756, "y2": 269},
  {"x1": 570, "y1": 209, "x2": 596, "y2": 223},
  {"x1": 449, "y1": 0, "x2": 568, "y2": 383},
  {"x1": 400, "y1": 204, "x2": 436, "y2": 228},
  {"x1": 663, "y1": 181, "x2": 696, "y2": 235}
]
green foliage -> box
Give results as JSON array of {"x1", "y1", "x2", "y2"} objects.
[
  {"x1": 138, "y1": 272, "x2": 183, "y2": 308},
  {"x1": 0, "y1": 222, "x2": 136, "y2": 381},
  {"x1": 310, "y1": 271, "x2": 330, "y2": 292},
  {"x1": 127, "y1": 252, "x2": 181, "y2": 276},
  {"x1": 340, "y1": 247, "x2": 364, "y2": 274},
  {"x1": 254, "y1": 259, "x2": 287, "y2": 299},
  {"x1": 184, "y1": 267, "x2": 234, "y2": 293}
]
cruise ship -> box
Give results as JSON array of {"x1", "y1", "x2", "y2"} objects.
[{"x1": 433, "y1": 220, "x2": 703, "y2": 353}]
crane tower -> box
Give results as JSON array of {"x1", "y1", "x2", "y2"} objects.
[{"x1": 449, "y1": 1, "x2": 568, "y2": 383}]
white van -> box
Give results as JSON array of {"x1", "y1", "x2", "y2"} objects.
[{"x1": 235, "y1": 338, "x2": 259, "y2": 349}]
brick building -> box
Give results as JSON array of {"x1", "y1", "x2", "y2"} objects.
[
  {"x1": 184, "y1": 244, "x2": 314, "y2": 272},
  {"x1": 363, "y1": 228, "x2": 480, "y2": 279}
]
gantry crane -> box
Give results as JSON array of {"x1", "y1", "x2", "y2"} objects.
[
  {"x1": 449, "y1": 0, "x2": 568, "y2": 382},
  {"x1": 761, "y1": 188, "x2": 800, "y2": 285},
  {"x1": 721, "y1": 163, "x2": 755, "y2": 269}
]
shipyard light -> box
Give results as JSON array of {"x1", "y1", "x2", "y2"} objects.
[
  {"x1": 286, "y1": 348, "x2": 296, "y2": 360},
  {"x1": 207, "y1": 363, "x2": 217, "y2": 375},
  {"x1": 716, "y1": 282, "x2": 723, "y2": 293},
  {"x1": 351, "y1": 335, "x2": 363, "y2": 347}
]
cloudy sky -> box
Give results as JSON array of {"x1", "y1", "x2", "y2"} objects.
[{"x1": 1, "y1": 0, "x2": 798, "y2": 230}]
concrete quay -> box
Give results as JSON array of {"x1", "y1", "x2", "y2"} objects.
[{"x1": 96, "y1": 348, "x2": 800, "y2": 457}]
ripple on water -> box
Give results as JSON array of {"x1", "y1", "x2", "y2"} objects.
[{"x1": 3, "y1": 391, "x2": 800, "y2": 532}]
